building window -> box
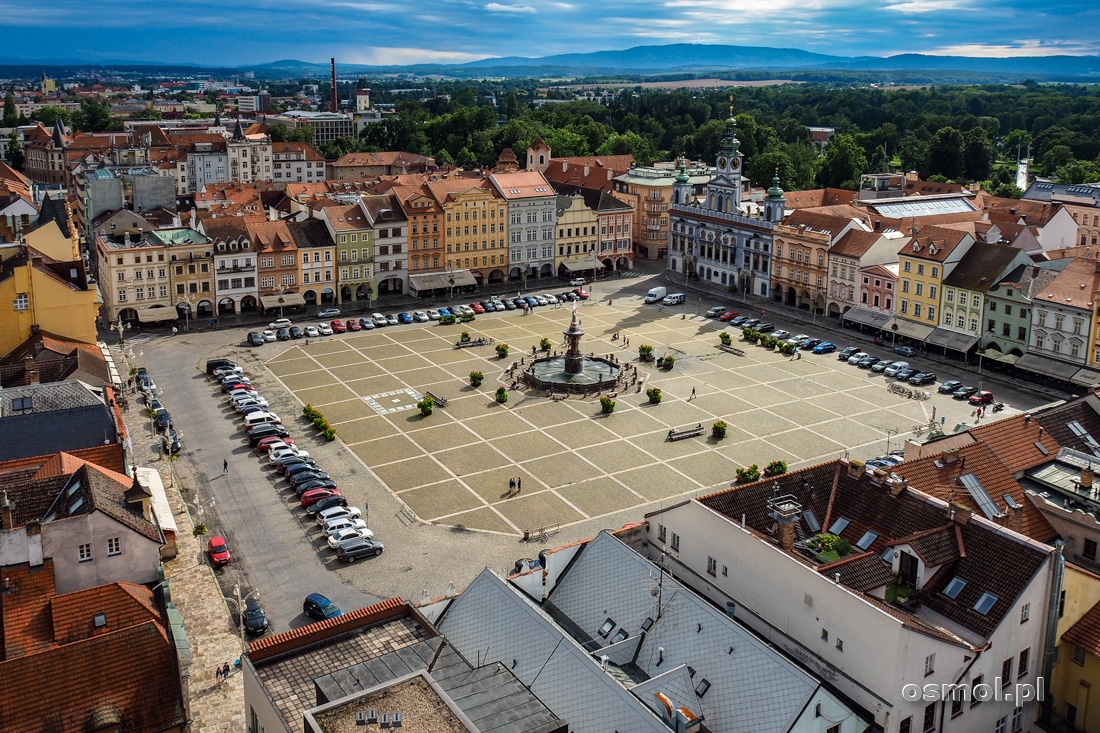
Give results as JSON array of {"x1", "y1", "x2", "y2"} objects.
[
  {"x1": 835, "y1": 638, "x2": 843, "y2": 652},
  {"x1": 1084, "y1": 538, "x2": 1097, "y2": 561},
  {"x1": 1001, "y1": 657, "x2": 1012, "y2": 685},
  {"x1": 1019, "y1": 648, "x2": 1029, "y2": 678},
  {"x1": 13, "y1": 293, "x2": 28, "y2": 311},
  {"x1": 1012, "y1": 706, "x2": 1023, "y2": 732},
  {"x1": 821, "y1": 628, "x2": 828, "y2": 641},
  {"x1": 107, "y1": 537, "x2": 121, "y2": 556},
  {"x1": 707, "y1": 556, "x2": 717, "y2": 576},
  {"x1": 1074, "y1": 645, "x2": 1087, "y2": 665},
  {"x1": 925, "y1": 653, "x2": 935, "y2": 676},
  {"x1": 657, "y1": 524, "x2": 666, "y2": 542},
  {"x1": 670, "y1": 532, "x2": 680, "y2": 551},
  {"x1": 917, "y1": 264, "x2": 925, "y2": 276},
  {"x1": 996, "y1": 716, "x2": 1007, "y2": 733},
  {"x1": 923, "y1": 702, "x2": 936, "y2": 732},
  {"x1": 972, "y1": 675, "x2": 984, "y2": 706},
  {"x1": 78, "y1": 543, "x2": 93, "y2": 562},
  {"x1": 899, "y1": 717, "x2": 912, "y2": 733},
  {"x1": 1021, "y1": 603, "x2": 1030, "y2": 623}
]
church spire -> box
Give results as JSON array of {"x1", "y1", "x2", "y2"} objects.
[{"x1": 719, "y1": 95, "x2": 740, "y2": 157}]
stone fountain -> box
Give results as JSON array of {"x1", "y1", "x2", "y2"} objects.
[{"x1": 521, "y1": 302, "x2": 621, "y2": 395}]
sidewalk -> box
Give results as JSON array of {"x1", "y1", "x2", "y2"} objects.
[
  {"x1": 663, "y1": 271, "x2": 1074, "y2": 405},
  {"x1": 118, "y1": 363, "x2": 247, "y2": 732}
]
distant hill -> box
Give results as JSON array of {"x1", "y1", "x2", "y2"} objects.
[{"x1": 4, "y1": 44, "x2": 1100, "y2": 81}]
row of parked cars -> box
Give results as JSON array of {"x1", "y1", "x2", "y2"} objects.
[{"x1": 136, "y1": 368, "x2": 183, "y2": 454}]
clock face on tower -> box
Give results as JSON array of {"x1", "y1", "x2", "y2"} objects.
[
  {"x1": 730, "y1": 157, "x2": 741, "y2": 171},
  {"x1": 717, "y1": 157, "x2": 727, "y2": 169}
]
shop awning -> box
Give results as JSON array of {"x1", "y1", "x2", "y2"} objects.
[
  {"x1": 1071, "y1": 368, "x2": 1100, "y2": 388},
  {"x1": 981, "y1": 350, "x2": 1019, "y2": 366},
  {"x1": 562, "y1": 257, "x2": 598, "y2": 272},
  {"x1": 136, "y1": 306, "x2": 179, "y2": 323},
  {"x1": 1015, "y1": 353, "x2": 1081, "y2": 381},
  {"x1": 260, "y1": 293, "x2": 306, "y2": 309},
  {"x1": 841, "y1": 306, "x2": 892, "y2": 330},
  {"x1": 925, "y1": 328, "x2": 980, "y2": 353},
  {"x1": 886, "y1": 318, "x2": 935, "y2": 341},
  {"x1": 408, "y1": 270, "x2": 477, "y2": 294}
]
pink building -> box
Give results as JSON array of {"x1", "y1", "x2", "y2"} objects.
[{"x1": 859, "y1": 262, "x2": 898, "y2": 314}]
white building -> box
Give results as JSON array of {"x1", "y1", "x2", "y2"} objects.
[
  {"x1": 199, "y1": 216, "x2": 259, "y2": 315},
  {"x1": 489, "y1": 170, "x2": 557, "y2": 286},
  {"x1": 643, "y1": 459, "x2": 1056, "y2": 733},
  {"x1": 361, "y1": 193, "x2": 409, "y2": 296}
]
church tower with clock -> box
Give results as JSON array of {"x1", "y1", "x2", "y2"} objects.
[{"x1": 705, "y1": 109, "x2": 744, "y2": 215}]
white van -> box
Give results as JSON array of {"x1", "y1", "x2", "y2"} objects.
[
  {"x1": 244, "y1": 411, "x2": 282, "y2": 431},
  {"x1": 884, "y1": 361, "x2": 910, "y2": 377},
  {"x1": 645, "y1": 286, "x2": 667, "y2": 303},
  {"x1": 569, "y1": 277, "x2": 586, "y2": 287},
  {"x1": 662, "y1": 293, "x2": 686, "y2": 305}
]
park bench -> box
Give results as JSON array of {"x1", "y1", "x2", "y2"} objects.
[
  {"x1": 426, "y1": 391, "x2": 448, "y2": 408},
  {"x1": 717, "y1": 344, "x2": 745, "y2": 356},
  {"x1": 667, "y1": 423, "x2": 705, "y2": 441}
]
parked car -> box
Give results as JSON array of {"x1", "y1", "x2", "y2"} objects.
[
  {"x1": 870, "y1": 359, "x2": 892, "y2": 372},
  {"x1": 243, "y1": 597, "x2": 269, "y2": 635},
  {"x1": 939, "y1": 379, "x2": 964, "y2": 394},
  {"x1": 769, "y1": 329, "x2": 790, "y2": 340},
  {"x1": 262, "y1": 330, "x2": 277, "y2": 342},
  {"x1": 838, "y1": 346, "x2": 860, "y2": 361},
  {"x1": 307, "y1": 495, "x2": 348, "y2": 515},
  {"x1": 154, "y1": 408, "x2": 172, "y2": 432},
  {"x1": 705, "y1": 306, "x2": 728, "y2": 318},
  {"x1": 413, "y1": 311, "x2": 430, "y2": 322},
  {"x1": 301, "y1": 488, "x2": 342, "y2": 507},
  {"x1": 207, "y1": 535, "x2": 231, "y2": 566},
  {"x1": 317, "y1": 323, "x2": 333, "y2": 336},
  {"x1": 426, "y1": 309, "x2": 440, "y2": 320},
  {"x1": 719, "y1": 310, "x2": 742, "y2": 321},
  {"x1": 323, "y1": 518, "x2": 369, "y2": 538},
  {"x1": 161, "y1": 428, "x2": 183, "y2": 454},
  {"x1": 857, "y1": 355, "x2": 879, "y2": 369},
  {"x1": 268, "y1": 318, "x2": 292, "y2": 331},
  {"x1": 756, "y1": 323, "x2": 775, "y2": 333},
  {"x1": 336, "y1": 538, "x2": 385, "y2": 562},
  {"x1": 206, "y1": 358, "x2": 237, "y2": 375},
  {"x1": 318, "y1": 307, "x2": 340, "y2": 319},
  {"x1": 295, "y1": 478, "x2": 338, "y2": 493},
  {"x1": 894, "y1": 367, "x2": 917, "y2": 381},
  {"x1": 847, "y1": 352, "x2": 869, "y2": 365},
  {"x1": 895, "y1": 346, "x2": 916, "y2": 357},
  {"x1": 316, "y1": 505, "x2": 363, "y2": 526},
  {"x1": 969, "y1": 390, "x2": 995, "y2": 405},
  {"x1": 330, "y1": 320, "x2": 346, "y2": 333},
  {"x1": 572, "y1": 289, "x2": 589, "y2": 300},
  {"x1": 884, "y1": 361, "x2": 910, "y2": 377},
  {"x1": 729, "y1": 316, "x2": 750, "y2": 327},
  {"x1": 909, "y1": 372, "x2": 937, "y2": 386},
  {"x1": 304, "y1": 326, "x2": 320, "y2": 338},
  {"x1": 327, "y1": 527, "x2": 373, "y2": 549},
  {"x1": 813, "y1": 341, "x2": 837, "y2": 354},
  {"x1": 385, "y1": 314, "x2": 399, "y2": 326},
  {"x1": 468, "y1": 302, "x2": 486, "y2": 314},
  {"x1": 289, "y1": 326, "x2": 304, "y2": 339},
  {"x1": 255, "y1": 436, "x2": 293, "y2": 452},
  {"x1": 303, "y1": 592, "x2": 342, "y2": 621},
  {"x1": 276, "y1": 328, "x2": 291, "y2": 341},
  {"x1": 398, "y1": 312, "x2": 414, "y2": 324},
  {"x1": 437, "y1": 307, "x2": 452, "y2": 318},
  {"x1": 953, "y1": 385, "x2": 979, "y2": 400},
  {"x1": 247, "y1": 427, "x2": 290, "y2": 446},
  {"x1": 345, "y1": 319, "x2": 361, "y2": 332},
  {"x1": 247, "y1": 331, "x2": 265, "y2": 347},
  {"x1": 372, "y1": 313, "x2": 387, "y2": 326}
]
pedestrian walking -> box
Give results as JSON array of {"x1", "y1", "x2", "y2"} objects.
[
  {"x1": 532, "y1": 345, "x2": 537, "y2": 355},
  {"x1": 517, "y1": 477, "x2": 522, "y2": 492},
  {"x1": 509, "y1": 477, "x2": 516, "y2": 492},
  {"x1": 171, "y1": 325, "x2": 178, "y2": 336},
  {"x1": 223, "y1": 459, "x2": 229, "y2": 475},
  {"x1": 761, "y1": 309, "x2": 767, "y2": 318},
  {"x1": 690, "y1": 387, "x2": 696, "y2": 400},
  {"x1": 216, "y1": 665, "x2": 224, "y2": 685},
  {"x1": 222, "y1": 662, "x2": 231, "y2": 683}
]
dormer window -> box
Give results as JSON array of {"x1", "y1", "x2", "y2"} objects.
[{"x1": 943, "y1": 577, "x2": 967, "y2": 599}]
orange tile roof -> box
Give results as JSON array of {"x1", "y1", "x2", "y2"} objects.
[
  {"x1": 901, "y1": 224, "x2": 971, "y2": 262},
  {"x1": 1063, "y1": 597, "x2": 1100, "y2": 657},
  {"x1": 898, "y1": 443, "x2": 1056, "y2": 542},
  {"x1": 1034, "y1": 257, "x2": 1100, "y2": 311},
  {"x1": 324, "y1": 203, "x2": 371, "y2": 231},
  {"x1": 488, "y1": 170, "x2": 554, "y2": 199},
  {"x1": 0, "y1": 559, "x2": 58, "y2": 659},
  {"x1": 783, "y1": 209, "x2": 858, "y2": 234},
  {"x1": 782, "y1": 188, "x2": 857, "y2": 209},
  {"x1": 970, "y1": 413, "x2": 1061, "y2": 473},
  {"x1": 248, "y1": 219, "x2": 296, "y2": 251},
  {"x1": 50, "y1": 582, "x2": 159, "y2": 643},
  {"x1": 830, "y1": 228, "x2": 882, "y2": 258}
]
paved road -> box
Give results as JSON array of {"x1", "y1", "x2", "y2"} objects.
[{"x1": 134, "y1": 265, "x2": 1055, "y2": 633}]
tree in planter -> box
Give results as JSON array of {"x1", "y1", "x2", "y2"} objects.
[
  {"x1": 440, "y1": 314, "x2": 457, "y2": 325},
  {"x1": 646, "y1": 387, "x2": 662, "y2": 404},
  {"x1": 469, "y1": 370, "x2": 484, "y2": 387},
  {"x1": 712, "y1": 420, "x2": 728, "y2": 439},
  {"x1": 417, "y1": 395, "x2": 435, "y2": 416},
  {"x1": 764, "y1": 460, "x2": 788, "y2": 476},
  {"x1": 638, "y1": 344, "x2": 654, "y2": 361},
  {"x1": 719, "y1": 332, "x2": 732, "y2": 346},
  {"x1": 661, "y1": 356, "x2": 676, "y2": 369},
  {"x1": 742, "y1": 327, "x2": 754, "y2": 340},
  {"x1": 778, "y1": 342, "x2": 795, "y2": 355},
  {"x1": 495, "y1": 343, "x2": 509, "y2": 358},
  {"x1": 735, "y1": 463, "x2": 760, "y2": 483},
  {"x1": 323, "y1": 427, "x2": 337, "y2": 441},
  {"x1": 459, "y1": 312, "x2": 476, "y2": 323},
  {"x1": 495, "y1": 386, "x2": 509, "y2": 404},
  {"x1": 540, "y1": 337, "x2": 552, "y2": 352},
  {"x1": 460, "y1": 331, "x2": 471, "y2": 342},
  {"x1": 600, "y1": 395, "x2": 616, "y2": 413}
]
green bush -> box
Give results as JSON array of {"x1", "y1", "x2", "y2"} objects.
[
  {"x1": 765, "y1": 460, "x2": 788, "y2": 476},
  {"x1": 496, "y1": 343, "x2": 509, "y2": 358},
  {"x1": 646, "y1": 387, "x2": 662, "y2": 404},
  {"x1": 662, "y1": 356, "x2": 675, "y2": 369},
  {"x1": 778, "y1": 342, "x2": 795, "y2": 355},
  {"x1": 540, "y1": 337, "x2": 552, "y2": 352},
  {"x1": 460, "y1": 331, "x2": 471, "y2": 342},
  {"x1": 417, "y1": 395, "x2": 434, "y2": 416},
  {"x1": 735, "y1": 463, "x2": 759, "y2": 483},
  {"x1": 469, "y1": 370, "x2": 484, "y2": 387},
  {"x1": 313, "y1": 416, "x2": 326, "y2": 430},
  {"x1": 600, "y1": 395, "x2": 616, "y2": 413},
  {"x1": 712, "y1": 420, "x2": 728, "y2": 439},
  {"x1": 719, "y1": 332, "x2": 732, "y2": 345},
  {"x1": 323, "y1": 427, "x2": 336, "y2": 441},
  {"x1": 440, "y1": 314, "x2": 457, "y2": 325},
  {"x1": 638, "y1": 344, "x2": 654, "y2": 360},
  {"x1": 459, "y1": 312, "x2": 476, "y2": 323},
  {"x1": 495, "y1": 386, "x2": 508, "y2": 404}
]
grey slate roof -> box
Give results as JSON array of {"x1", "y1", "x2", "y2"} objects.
[
  {"x1": 314, "y1": 636, "x2": 562, "y2": 733},
  {"x1": 437, "y1": 568, "x2": 671, "y2": 733},
  {"x1": 0, "y1": 382, "x2": 117, "y2": 462},
  {"x1": 547, "y1": 531, "x2": 821, "y2": 733}
]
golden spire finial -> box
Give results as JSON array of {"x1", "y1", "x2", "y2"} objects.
[{"x1": 728, "y1": 94, "x2": 734, "y2": 116}]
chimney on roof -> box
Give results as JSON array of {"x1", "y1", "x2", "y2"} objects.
[
  {"x1": 1082, "y1": 466, "x2": 1094, "y2": 492},
  {"x1": 27, "y1": 369, "x2": 39, "y2": 384},
  {"x1": 887, "y1": 474, "x2": 908, "y2": 497},
  {"x1": 22, "y1": 354, "x2": 34, "y2": 373},
  {"x1": 0, "y1": 491, "x2": 13, "y2": 530},
  {"x1": 951, "y1": 503, "x2": 972, "y2": 524},
  {"x1": 777, "y1": 519, "x2": 795, "y2": 552}
]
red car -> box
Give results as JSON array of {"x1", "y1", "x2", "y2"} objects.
[
  {"x1": 468, "y1": 302, "x2": 486, "y2": 314},
  {"x1": 301, "y1": 488, "x2": 342, "y2": 507},
  {"x1": 719, "y1": 311, "x2": 742, "y2": 322},
  {"x1": 573, "y1": 288, "x2": 590, "y2": 300},
  {"x1": 330, "y1": 319, "x2": 347, "y2": 333},
  {"x1": 969, "y1": 390, "x2": 994, "y2": 405},
  {"x1": 345, "y1": 319, "x2": 361, "y2": 331},
  {"x1": 255, "y1": 436, "x2": 294, "y2": 452},
  {"x1": 207, "y1": 535, "x2": 231, "y2": 566}
]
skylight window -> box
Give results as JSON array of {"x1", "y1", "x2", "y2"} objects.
[
  {"x1": 960, "y1": 473, "x2": 1000, "y2": 519},
  {"x1": 827, "y1": 517, "x2": 850, "y2": 535},
  {"x1": 597, "y1": 618, "x2": 615, "y2": 637},
  {"x1": 943, "y1": 577, "x2": 967, "y2": 599},
  {"x1": 611, "y1": 628, "x2": 629, "y2": 644},
  {"x1": 974, "y1": 592, "x2": 998, "y2": 615},
  {"x1": 803, "y1": 510, "x2": 821, "y2": 533},
  {"x1": 855, "y1": 531, "x2": 878, "y2": 551}
]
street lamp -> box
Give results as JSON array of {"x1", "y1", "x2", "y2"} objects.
[
  {"x1": 110, "y1": 313, "x2": 131, "y2": 345},
  {"x1": 223, "y1": 584, "x2": 261, "y2": 655},
  {"x1": 977, "y1": 330, "x2": 996, "y2": 374},
  {"x1": 177, "y1": 296, "x2": 193, "y2": 331}
]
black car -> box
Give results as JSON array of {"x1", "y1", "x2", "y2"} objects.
[
  {"x1": 857, "y1": 355, "x2": 879, "y2": 369},
  {"x1": 247, "y1": 331, "x2": 264, "y2": 347},
  {"x1": 289, "y1": 326, "x2": 304, "y2": 339},
  {"x1": 161, "y1": 428, "x2": 183, "y2": 454},
  {"x1": 243, "y1": 597, "x2": 269, "y2": 635},
  {"x1": 154, "y1": 408, "x2": 172, "y2": 433},
  {"x1": 306, "y1": 494, "x2": 348, "y2": 515},
  {"x1": 501, "y1": 299, "x2": 516, "y2": 310},
  {"x1": 206, "y1": 358, "x2": 237, "y2": 375},
  {"x1": 284, "y1": 463, "x2": 324, "y2": 479},
  {"x1": 756, "y1": 322, "x2": 775, "y2": 332},
  {"x1": 336, "y1": 538, "x2": 385, "y2": 563},
  {"x1": 909, "y1": 372, "x2": 937, "y2": 386},
  {"x1": 953, "y1": 385, "x2": 979, "y2": 400},
  {"x1": 247, "y1": 426, "x2": 290, "y2": 445},
  {"x1": 837, "y1": 346, "x2": 859, "y2": 361},
  {"x1": 295, "y1": 478, "x2": 338, "y2": 493},
  {"x1": 938, "y1": 380, "x2": 963, "y2": 394},
  {"x1": 798, "y1": 337, "x2": 821, "y2": 349},
  {"x1": 276, "y1": 328, "x2": 291, "y2": 341},
  {"x1": 290, "y1": 471, "x2": 332, "y2": 487},
  {"x1": 894, "y1": 367, "x2": 917, "y2": 381}
]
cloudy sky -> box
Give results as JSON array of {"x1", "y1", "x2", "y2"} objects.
[{"x1": 2, "y1": 0, "x2": 1096, "y2": 66}]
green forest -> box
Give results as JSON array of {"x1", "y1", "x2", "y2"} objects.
[{"x1": 8, "y1": 80, "x2": 1100, "y2": 196}]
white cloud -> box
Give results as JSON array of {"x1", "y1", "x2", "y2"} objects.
[
  {"x1": 345, "y1": 47, "x2": 484, "y2": 65},
  {"x1": 884, "y1": 0, "x2": 975, "y2": 13},
  {"x1": 486, "y1": 2, "x2": 536, "y2": 12},
  {"x1": 923, "y1": 40, "x2": 1100, "y2": 57}
]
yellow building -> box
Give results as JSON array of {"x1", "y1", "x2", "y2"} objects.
[
  {"x1": 555, "y1": 191, "x2": 600, "y2": 275},
  {"x1": 894, "y1": 225, "x2": 974, "y2": 342},
  {"x1": 1051, "y1": 562, "x2": 1100, "y2": 731},
  {"x1": 0, "y1": 220, "x2": 98, "y2": 356},
  {"x1": 425, "y1": 179, "x2": 509, "y2": 285}
]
